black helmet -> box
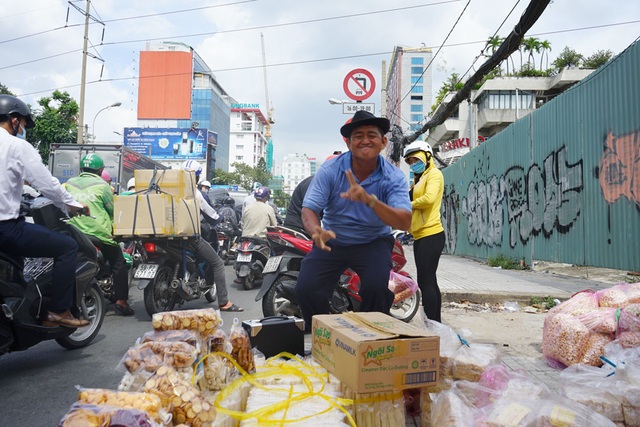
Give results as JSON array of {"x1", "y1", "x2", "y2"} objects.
[
  {"x1": 222, "y1": 196, "x2": 235, "y2": 207},
  {"x1": 0, "y1": 95, "x2": 35, "y2": 129}
]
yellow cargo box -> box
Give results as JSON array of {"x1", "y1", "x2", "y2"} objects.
[
  {"x1": 312, "y1": 312, "x2": 439, "y2": 393},
  {"x1": 113, "y1": 193, "x2": 200, "y2": 237}
]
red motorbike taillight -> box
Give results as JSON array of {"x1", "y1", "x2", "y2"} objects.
[{"x1": 144, "y1": 242, "x2": 156, "y2": 253}]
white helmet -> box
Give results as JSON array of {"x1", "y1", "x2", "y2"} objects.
[
  {"x1": 182, "y1": 160, "x2": 202, "y2": 178},
  {"x1": 403, "y1": 140, "x2": 432, "y2": 158},
  {"x1": 199, "y1": 180, "x2": 211, "y2": 188},
  {"x1": 126, "y1": 177, "x2": 135, "y2": 191}
]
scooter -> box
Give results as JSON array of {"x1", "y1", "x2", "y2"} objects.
[
  {"x1": 0, "y1": 198, "x2": 106, "y2": 354},
  {"x1": 392, "y1": 229, "x2": 414, "y2": 245},
  {"x1": 130, "y1": 237, "x2": 217, "y2": 317},
  {"x1": 233, "y1": 235, "x2": 271, "y2": 290},
  {"x1": 214, "y1": 221, "x2": 239, "y2": 266},
  {"x1": 256, "y1": 227, "x2": 421, "y2": 323}
]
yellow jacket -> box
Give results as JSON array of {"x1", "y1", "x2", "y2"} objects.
[{"x1": 409, "y1": 161, "x2": 444, "y2": 239}]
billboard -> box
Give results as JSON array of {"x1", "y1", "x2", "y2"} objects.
[
  {"x1": 138, "y1": 50, "x2": 192, "y2": 120},
  {"x1": 123, "y1": 127, "x2": 216, "y2": 161}
]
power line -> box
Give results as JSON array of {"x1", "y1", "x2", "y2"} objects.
[
  {"x1": 101, "y1": 1, "x2": 460, "y2": 46},
  {"x1": 14, "y1": 19, "x2": 640, "y2": 97},
  {"x1": 102, "y1": 0, "x2": 258, "y2": 23}
]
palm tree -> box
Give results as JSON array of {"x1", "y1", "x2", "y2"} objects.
[
  {"x1": 539, "y1": 40, "x2": 552, "y2": 70},
  {"x1": 522, "y1": 37, "x2": 541, "y2": 69},
  {"x1": 485, "y1": 35, "x2": 503, "y2": 75}
]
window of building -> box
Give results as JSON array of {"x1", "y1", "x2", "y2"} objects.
[
  {"x1": 236, "y1": 145, "x2": 244, "y2": 150},
  {"x1": 411, "y1": 76, "x2": 423, "y2": 84},
  {"x1": 236, "y1": 156, "x2": 243, "y2": 161},
  {"x1": 411, "y1": 66, "x2": 423, "y2": 74},
  {"x1": 236, "y1": 134, "x2": 244, "y2": 139},
  {"x1": 478, "y1": 90, "x2": 533, "y2": 110},
  {"x1": 241, "y1": 123, "x2": 252, "y2": 131},
  {"x1": 410, "y1": 114, "x2": 423, "y2": 122},
  {"x1": 410, "y1": 104, "x2": 423, "y2": 112},
  {"x1": 411, "y1": 86, "x2": 423, "y2": 94},
  {"x1": 410, "y1": 95, "x2": 423, "y2": 101},
  {"x1": 411, "y1": 57, "x2": 424, "y2": 65}
]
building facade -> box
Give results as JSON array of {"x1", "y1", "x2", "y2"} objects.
[
  {"x1": 384, "y1": 46, "x2": 433, "y2": 133},
  {"x1": 281, "y1": 153, "x2": 312, "y2": 194},
  {"x1": 228, "y1": 105, "x2": 269, "y2": 172},
  {"x1": 429, "y1": 69, "x2": 594, "y2": 166},
  {"x1": 135, "y1": 41, "x2": 231, "y2": 178}
]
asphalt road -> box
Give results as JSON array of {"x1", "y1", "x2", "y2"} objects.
[{"x1": 0, "y1": 265, "x2": 265, "y2": 426}]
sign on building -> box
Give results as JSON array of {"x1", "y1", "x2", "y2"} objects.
[{"x1": 123, "y1": 127, "x2": 216, "y2": 161}]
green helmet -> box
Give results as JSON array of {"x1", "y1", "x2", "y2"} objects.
[{"x1": 80, "y1": 153, "x2": 104, "y2": 170}]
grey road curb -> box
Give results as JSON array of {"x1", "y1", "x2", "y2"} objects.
[{"x1": 442, "y1": 291, "x2": 569, "y2": 305}]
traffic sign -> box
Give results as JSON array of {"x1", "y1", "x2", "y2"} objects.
[
  {"x1": 343, "y1": 68, "x2": 376, "y2": 101},
  {"x1": 342, "y1": 102, "x2": 375, "y2": 114}
]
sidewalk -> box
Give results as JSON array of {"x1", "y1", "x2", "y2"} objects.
[{"x1": 402, "y1": 248, "x2": 619, "y2": 304}]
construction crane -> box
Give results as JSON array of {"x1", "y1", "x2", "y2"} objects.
[{"x1": 261, "y1": 33, "x2": 275, "y2": 172}]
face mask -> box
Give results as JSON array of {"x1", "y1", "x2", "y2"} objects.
[
  {"x1": 410, "y1": 160, "x2": 426, "y2": 174},
  {"x1": 16, "y1": 125, "x2": 26, "y2": 140}
]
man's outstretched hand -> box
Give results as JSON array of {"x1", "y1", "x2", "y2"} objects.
[
  {"x1": 311, "y1": 225, "x2": 336, "y2": 252},
  {"x1": 340, "y1": 169, "x2": 373, "y2": 205}
]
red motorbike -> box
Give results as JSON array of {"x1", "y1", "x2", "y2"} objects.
[{"x1": 255, "y1": 226, "x2": 421, "y2": 323}]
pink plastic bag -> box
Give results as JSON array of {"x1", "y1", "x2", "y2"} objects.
[
  {"x1": 388, "y1": 271, "x2": 418, "y2": 303},
  {"x1": 596, "y1": 283, "x2": 640, "y2": 308}
]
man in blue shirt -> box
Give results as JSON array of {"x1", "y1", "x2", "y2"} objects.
[{"x1": 297, "y1": 110, "x2": 412, "y2": 329}]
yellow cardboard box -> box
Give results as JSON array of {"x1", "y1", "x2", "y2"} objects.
[
  {"x1": 113, "y1": 193, "x2": 200, "y2": 236},
  {"x1": 134, "y1": 169, "x2": 198, "y2": 199},
  {"x1": 311, "y1": 312, "x2": 439, "y2": 393}
]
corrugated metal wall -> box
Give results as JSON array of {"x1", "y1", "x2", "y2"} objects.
[{"x1": 442, "y1": 40, "x2": 640, "y2": 271}]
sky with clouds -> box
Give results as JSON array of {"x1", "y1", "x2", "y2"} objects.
[{"x1": 1, "y1": 0, "x2": 639, "y2": 169}]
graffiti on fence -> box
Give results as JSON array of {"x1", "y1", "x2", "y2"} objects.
[
  {"x1": 457, "y1": 146, "x2": 583, "y2": 248},
  {"x1": 442, "y1": 184, "x2": 459, "y2": 253},
  {"x1": 597, "y1": 130, "x2": 640, "y2": 209},
  {"x1": 460, "y1": 175, "x2": 505, "y2": 247}
]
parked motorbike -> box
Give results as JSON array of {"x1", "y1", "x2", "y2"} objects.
[
  {"x1": 392, "y1": 229, "x2": 414, "y2": 246},
  {"x1": 256, "y1": 226, "x2": 421, "y2": 323},
  {"x1": 233, "y1": 235, "x2": 271, "y2": 290},
  {"x1": 0, "y1": 198, "x2": 105, "y2": 354},
  {"x1": 130, "y1": 237, "x2": 217, "y2": 317}
]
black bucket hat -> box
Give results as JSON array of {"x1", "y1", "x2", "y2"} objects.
[{"x1": 340, "y1": 110, "x2": 390, "y2": 138}]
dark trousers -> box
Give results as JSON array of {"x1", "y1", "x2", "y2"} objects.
[
  {"x1": 94, "y1": 241, "x2": 129, "y2": 301},
  {"x1": 296, "y1": 235, "x2": 395, "y2": 327},
  {"x1": 191, "y1": 238, "x2": 229, "y2": 306},
  {"x1": 0, "y1": 217, "x2": 78, "y2": 312},
  {"x1": 414, "y1": 231, "x2": 445, "y2": 322}
]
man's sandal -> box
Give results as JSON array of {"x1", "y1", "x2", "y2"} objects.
[{"x1": 219, "y1": 303, "x2": 244, "y2": 312}]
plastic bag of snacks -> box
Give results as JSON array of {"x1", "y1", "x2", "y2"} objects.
[
  {"x1": 141, "y1": 329, "x2": 208, "y2": 355},
  {"x1": 618, "y1": 303, "x2": 640, "y2": 333},
  {"x1": 143, "y1": 365, "x2": 216, "y2": 426},
  {"x1": 422, "y1": 319, "x2": 463, "y2": 380},
  {"x1": 152, "y1": 308, "x2": 222, "y2": 337},
  {"x1": 451, "y1": 343, "x2": 501, "y2": 382},
  {"x1": 576, "y1": 307, "x2": 619, "y2": 335},
  {"x1": 121, "y1": 341, "x2": 198, "y2": 374},
  {"x1": 201, "y1": 329, "x2": 233, "y2": 391},
  {"x1": 58, "y1": 403, "x2": 160, "y2": 427},
  {"x1": 76, "y1": 388, "x2": 172, "y2": 426},
  {"x1": 596, "y1": 283, "x2": 640, "y2": 308},
  {"x1": 387, "y1": 271, "x2": 418, "y2": 303},
  {"x1": 229, "y1": 318, "x2": 255, "y2": 374}
]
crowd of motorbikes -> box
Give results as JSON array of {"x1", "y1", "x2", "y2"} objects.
[{"x1": 0, "y1": 190, "x2": 419, "y2": 358}]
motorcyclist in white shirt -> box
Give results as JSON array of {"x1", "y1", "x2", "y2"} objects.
[{"x1": 0, "y1": 95, "x2": 89, "y2": 327}]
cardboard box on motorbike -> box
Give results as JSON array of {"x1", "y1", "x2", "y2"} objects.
[
  {"x1": 134, "y1": 169, "x2": 198, "y2": 199},
  {"x1": 311, "y1": 312, "x2": 440, "y2": 393},
  {"x1": 113, "y1": 193, "x2": 201, "y2": 237}
]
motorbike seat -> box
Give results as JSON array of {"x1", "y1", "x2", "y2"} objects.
[{"x1": 240, "y1": 235, "x2": 268, "y2": 245}]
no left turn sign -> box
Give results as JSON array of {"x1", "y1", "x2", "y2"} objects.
[{"x1": 343, "y1": 68, "x2": 376, "y2": 102}]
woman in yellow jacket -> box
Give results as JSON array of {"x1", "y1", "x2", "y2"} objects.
[{"x1": 404, "y1": 141, "x2": 445, "y2": 322}]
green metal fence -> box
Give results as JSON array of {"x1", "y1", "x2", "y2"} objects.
[{"x1": 441, "y1": 40, "x2": 640, "y2": 271}]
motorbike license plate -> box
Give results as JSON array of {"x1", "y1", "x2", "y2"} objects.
[
  {"x1": 236, "y1": 252, "x2": 252, "y2": 262},
  {"x1": 262, "y1": 255, "x2": 282, "y2": 274},
  {"x1": 134, "y1": 264, "x2": 159, "y2": 279}
]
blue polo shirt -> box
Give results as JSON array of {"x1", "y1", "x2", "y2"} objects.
[{"x1": 303, "y1": 151, "x2": 411, "y2": 245}]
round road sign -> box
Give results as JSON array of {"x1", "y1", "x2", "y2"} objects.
[{"x1": 343, "y1": 68, "x2": 376, "y2": 102}]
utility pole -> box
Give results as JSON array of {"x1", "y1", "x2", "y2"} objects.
[{"x1": 77, "y1": 0, "x2": 91, "y2": 144}]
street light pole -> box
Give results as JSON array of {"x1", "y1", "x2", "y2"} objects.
[{"x1": 91, "y1": 102, "x2": 122, "y2": 143}]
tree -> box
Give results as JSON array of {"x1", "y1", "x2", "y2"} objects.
[
  {"x1": 271, "y1": 189, "x2": 291, "y2": 209},
  {"x1": 28, "y1": 90, "x2": 79, "y2": 163},
  {"x1": 231, "y1": 161, "x2": 272, "y2": 192},
  {"x1": 521, "y1": 37, "x2": 541, "y2": 69},
  {"x1": 539, "y1": 39, "x2": 552, "y2": 71},
  {"x1": 431, "y1": 73, "x2": 464, "y2": 114},
  {"x1": 583, "y1": 49, "x2": 613, "y2": 69},
  {"x1": 0, "y1": 83, "x2": 14, "y2": 95},
  {"x1": 552, "y1": 47, "x2": 584, "y2": 73},
  {"x1": 211, "y1": 168, "x2": 240, "y2": 185}
]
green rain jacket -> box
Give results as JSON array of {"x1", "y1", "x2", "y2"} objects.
[{"x1": 64, "y1": 172, "x2": 117, "y2": 246}]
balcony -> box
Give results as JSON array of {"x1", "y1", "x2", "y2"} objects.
[
  {"x1": 476, "y1": 108, "x2": 534, "y2": 135},
  {"x1": 429, "y1": 118, "x2": 460, "y2": 147}
]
